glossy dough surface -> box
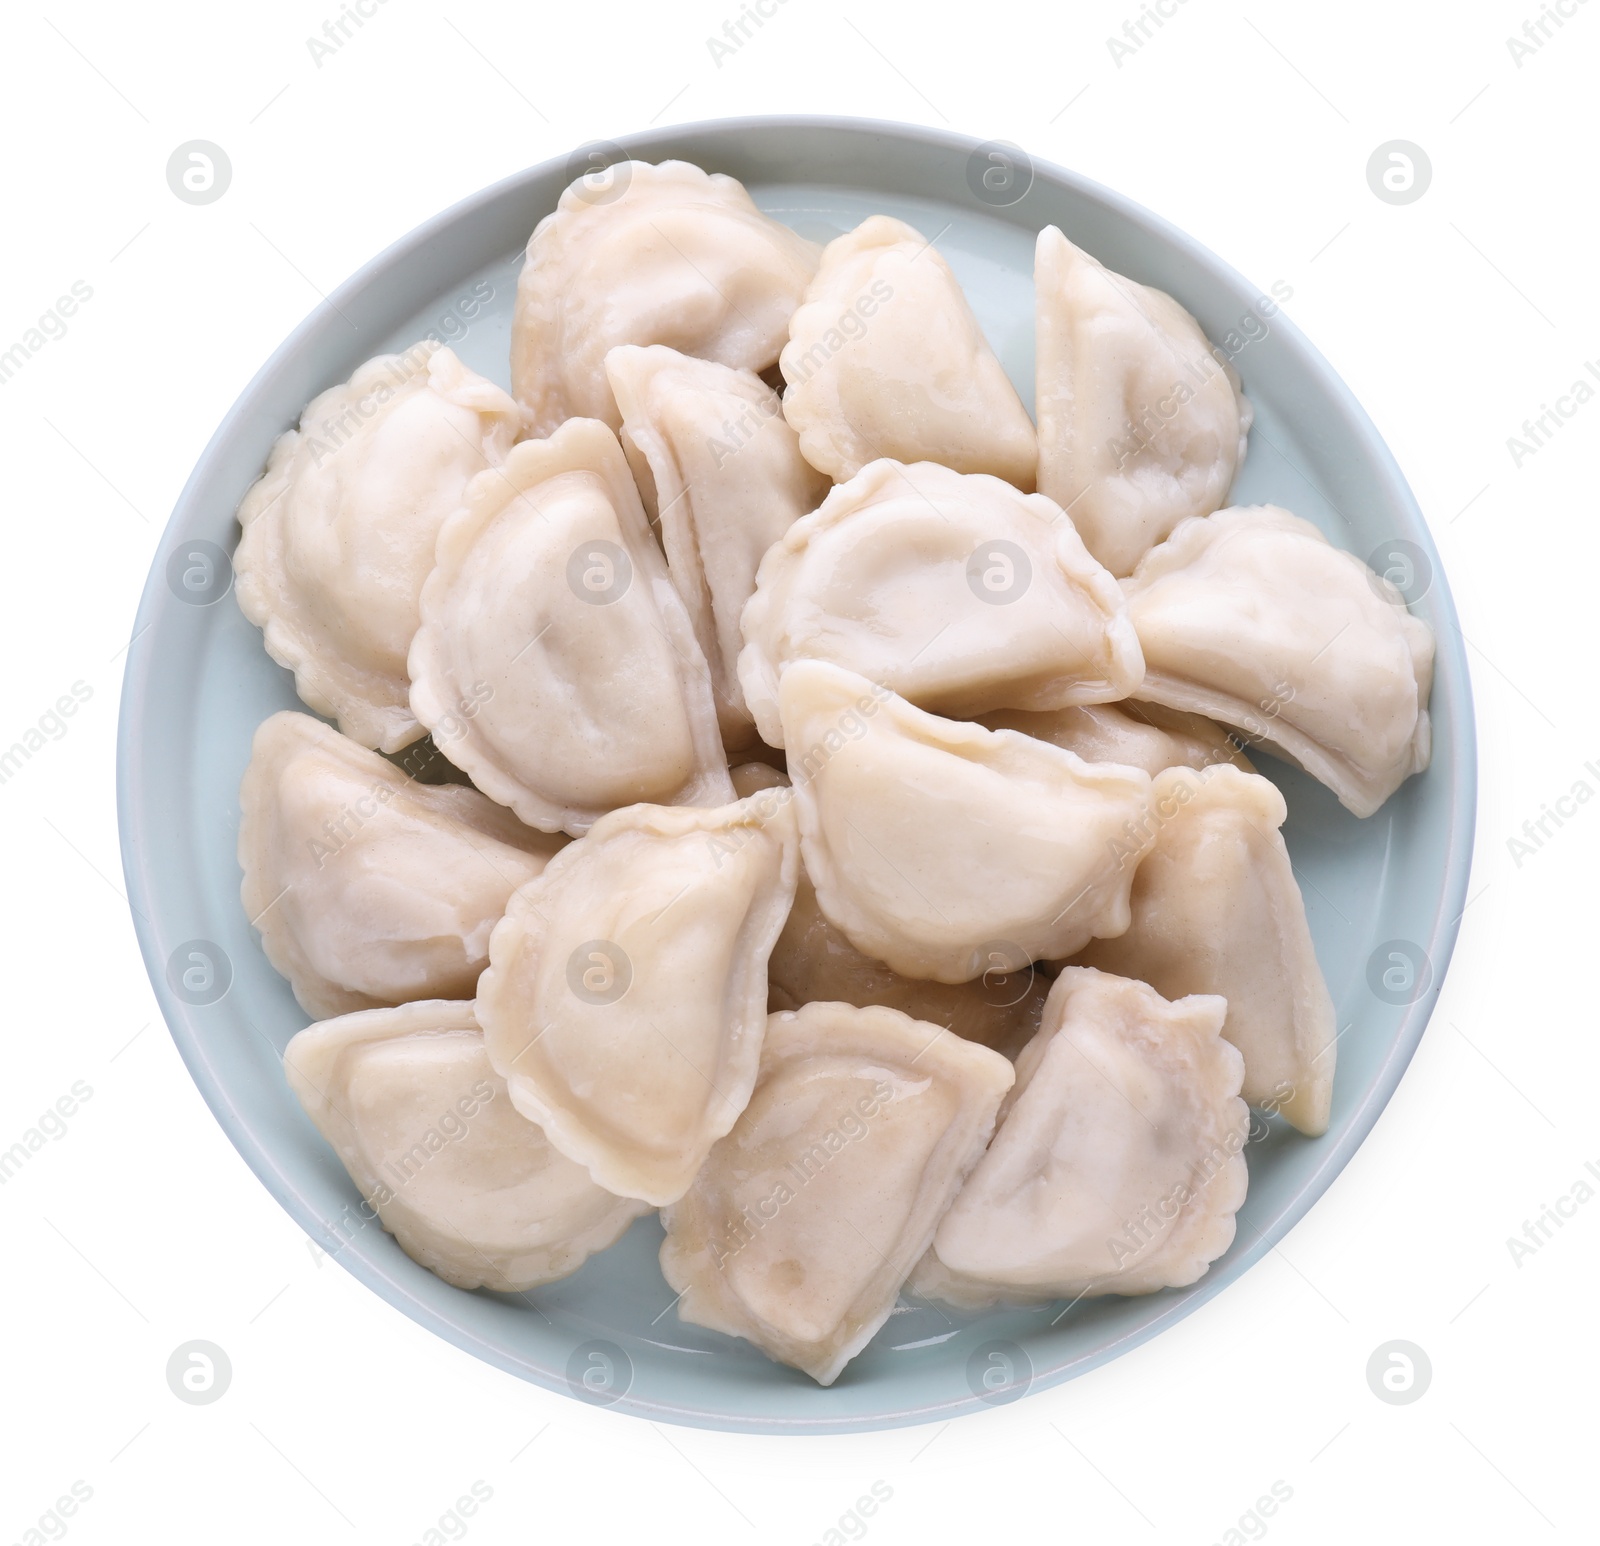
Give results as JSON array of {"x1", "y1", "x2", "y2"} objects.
[
  {"x1": 779, "y1": 215, "x2": 1037, "y2": 486},
  {"x1": 780, "y1": 661, "x2": 1156, "y2": 982},
  {"x1": 238, "y1": 711, "x2": 563, "y2": 1019},
  {"x1": 284, "y1": 1001, "x2": 647, "y2": 1291},
  {"x1": 606, "y1": 344, "x2": 828, "y2": 745},
  {"x1": 1035, "y1": 226, "x2": 1251, "y2": 578},
  {"x1": 512, "y1": 160, "x2": 820, "y2": 436},
  {"x1": 1076, "y1": 765, "x2": 1336, "y2": 1134},
  {"x1": 1123, "y1": 505, "x2": 1435, "y2": 816},
  {"x1": 913, "y1": 968, "x2": 1247, "y2": 1307},
  {"x1": 408, "y1": 417, "x2": 732, "y2": 833},
  {"x1": 740, "y1": 458, "x2": 1143, "y2": 748},
  {"x1": 235, "y1": 343, "x2": 521, "y2": 752},
  {"x1": 476, "y1": 792, "x2": 800, "y2": 1206},
  {"x1": 660, "y1": 1000, "x2": 1014, "y2": 1384}
]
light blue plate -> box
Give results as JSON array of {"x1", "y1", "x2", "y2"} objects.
[{"x1": 116, "y1": 117, "x2": 1475, "y2": 1433}]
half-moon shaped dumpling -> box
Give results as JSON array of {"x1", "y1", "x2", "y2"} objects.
[
  {"x1": 1122, "y1": 505, "x2": 1435, "y2": 816},
  {"x1": 1035, "y1": 226, "x2": 1251, "y2": 577},
  {"x1": 606, "y1": 345, "x2": 829, "y2": 747},
  {"x1": 239, "y1": 711, "x2": 564, "y2": 1018},
  {"x1": 739, "y1": 459, "x2": 1143, "y2": 747},
  {"x1": 512, "y1": 160, "x2": 821, "y2": 437},
  {"x1": 730, "y1": 763, "x2": 1049, "y2": 1058},
  {"x1": 660, "y1": 1000, "x2": 1014, "y2": 1385},
  {"x1": 978, "y1": 699, "x2": 1253, "y2": 776},
  {"x1": 1075, "y1": 765, "x2": 1336, "y2": 1135},
  {"x1": 779, "y1": 215, "x2": 1037, "y2": 487},
  {"x1": 911, "y1": 967, "x2": 1247, "y2": 1308},
  {"x1": 780, "y1": 661, "x2": 1156, "y2": 983},
  {"x1": 235, "y1": 342, "x2": 522, "y2": 752},
  {"x1": 409, "y1": 417, "x2": 733, "y2": 834},
  {"x1": 284, "y1": 1001, "x2": 649, "y2": 1291},
  {"x1": 476, "y1": 792, "x2": 800, "y2": 1206}
]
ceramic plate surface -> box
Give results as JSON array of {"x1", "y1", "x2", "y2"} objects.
[{"x1": 117, "y1": 116, "x2": 1475, "y2": 1433}]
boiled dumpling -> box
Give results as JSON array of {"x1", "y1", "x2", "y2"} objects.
[
  {"x1": 911, "y1": 967, "x2": 1247, "y2": 1308},
  {"x1": 660, "y1": 1000, "x2": 1014, "y2": 1385},
  {"x1": 1075, "y1": 765, "x2": 1336, "y2": 1135},
  {"x1": 513, "y1": 160, "x2": 821, "y2": 437},
  {"x1": 284, "y1": 1001, "x2": 648, "y2": 1291},
  {"x1": 1122, "y1": 505, "x2": 1435, "y2": 816},
  {"x1": 606, "y1": 345, "x2": 828, "y2": 747},
  {"x1": 235, "y1": 343, "x2": 521, "y2": 752},
  {"x1": 779, "y1": 216, "x2": 1037, "y2": 487},
  {"x1": 476, "y1": 792, "x2": 799, "y2": 1205},
  {"x1": 978, "y1": 700, "x2": 1252, "y2": 776},
  {"x1": 739, "y1": 459, "x2": 1143, "y2": 747},
  {"x1": 239, "y1": 711, "x2": 564, "y2": 1018},
  {"x1": 1035, "y1": 226, "x2": 1251, "y2": 577},
  {"x1": 730, "y1": 764, "x2": 1049, "y2": 1058},
  {"x1": 780, "y1": 661, "x2": 1156, "y2": 982},
  {"x1": 408, "y1": 417, "x2": 733, "y2": 834}
]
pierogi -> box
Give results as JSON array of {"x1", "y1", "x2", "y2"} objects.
[
  {"x1": 780, "y1": 660, "x2": 1156, "y2": 982},
  {"x1": 1076, "y1": 765, "x2": 1337, "y2": 1135},
  {"x1": 513, "y1": 160, "x2": 820, "y2": 436},
  {"x1": 731, "y1": 763, "x2": 1049, "y2": 1058},
  {"x1": 476, "y1": 791, "x2": 799, "y2": 1206},
  {"x1": 239, "y1": 711, "x2": 564, "y2": 1019},
  {"x1": 660, "y1": 1000, "x2": 1014, "y2": 1384},
  {"x1": 1122, "y1": 505, "x2": 1435, "y2": 816},
  {"x1": 235, "y1": 343, "x2": 521, "y2": 752},
  {"x1": 780, "y1": 215, "x2": 1037, "y2": 487},
  {"x1": 1035, "y1": 225, "x2": 1252, "y2": 578},
  {"x1": 409, "y1": 417, "x2": 732, "y2": 834},
  {"x1": 738, "y1": 458, "x2": 1144, "y2": 748},
  {"x1": 606, "y1": 344, "x2": 828, "y2": 746},
  {"x1": 912, "y1": 967, "x2": 1247, "y2": 1307},
  {"x1": 284, "y1": 1000, "x2": 648, "y2": 1291}
]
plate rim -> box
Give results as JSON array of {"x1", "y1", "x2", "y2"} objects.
[{"x1": 116, "y1": 112, "x2": 1477, "y2": 1433}]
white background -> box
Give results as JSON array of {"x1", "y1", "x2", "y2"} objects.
[{"x1": 1, "y1": 0, "x2": 1593, "y2": 1541}]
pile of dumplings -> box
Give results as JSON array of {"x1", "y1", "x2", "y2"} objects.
[{"x1": 232, "y1": 158, "x2": 1435, "y2": 1389}]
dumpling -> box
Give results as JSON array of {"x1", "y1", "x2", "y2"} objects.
[
  {"x1": 660, "y1": 1000, "x2": 1014, "y2": 1385},
  {"x1": 1075, "y1": 765, "x2": 1336, "y2": 1135},
  {"x1": 780, "y1": 660, "x2": 1156, "y2": 983},
  {"x1": 606, "y1": 345, "x2": 829, "y2": 747},
  {"x1": 284, "y1": 1001, "x2": 648, "y2": 1291},
  {"x1": 730, "y1": 763, "x2": 1049, "y2": 1059},
  {"x1": 911, "y1": 967, "x2": 1247, "y2": 1308},
  {"x1": 977, "y1": 699, "x2": 1253, "y2": 776},
  {"x1": 476, "y1": 793, "x2": 800, "y2": 1205},
  {"x1": 739, "y1": 458, "x2": 1143, "y2": 747},
  {"x1": 770, "y1": 879, "x2": 1051, "y2": 1062},
  {"x1": 1122, "y1": 505, "x2": 1435, "y2": 816},
  {"x1": 779, "y1": 216, "x2": 1037, "y2": 487},
  {"x1": 408, "y1": 417, "x2": 733, "y2": 834},
  {"x1": 1035, "y1": 226, "x2": 1251, "y2": 577},
  {"x1": 235, "y1": 342, "x2": 521, "y2": 752},
  {"x1": 512, "y1": 160, "x2": 821, "y2": 437},
  {"x1": 239, "y1": 711, "x2": 564, "y2": 1018}
]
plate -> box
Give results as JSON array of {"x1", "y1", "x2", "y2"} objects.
[{"x1": 116, "y1": 116, "x2": 1475, "y2": 1433}]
